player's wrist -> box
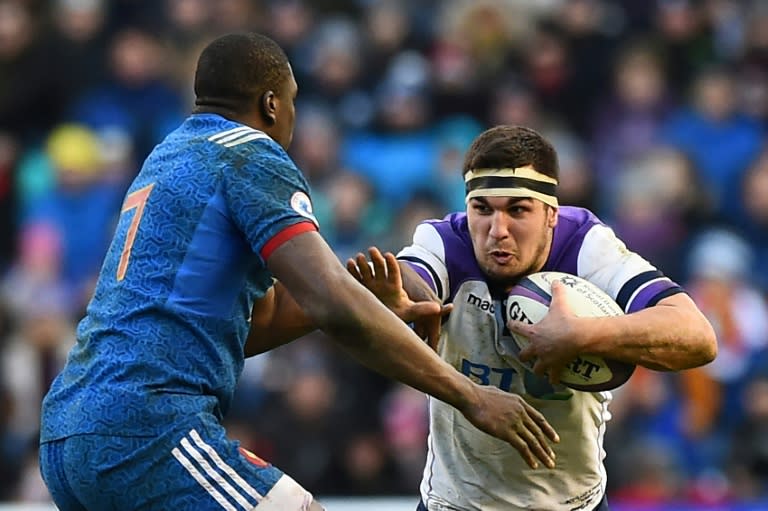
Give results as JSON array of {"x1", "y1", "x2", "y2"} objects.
[{"x1": 448, "y1": 374, "x2": 482, "y2": 414}]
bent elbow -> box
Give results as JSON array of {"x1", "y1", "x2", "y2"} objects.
[
  {"x1": 701, "y1": 332, "x2": 718, "y2": 366},
  {"x1": 691, "y1": 321, "x2": 718, "y2": 368}
]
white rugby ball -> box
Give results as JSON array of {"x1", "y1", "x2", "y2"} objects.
[{"x1": 505, "y1": 271, "x2": 635, "y2": 392}]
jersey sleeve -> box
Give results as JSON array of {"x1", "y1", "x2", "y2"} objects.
[
  {"x1": 221, "y1": 141, "x2": 319, "y2": 263},
  {"x1": 397, "y1": 222, "x2": 450, "y2": 303},
  {"x1": 577, "y1": 224, "x2": 684, "y2": 313}
]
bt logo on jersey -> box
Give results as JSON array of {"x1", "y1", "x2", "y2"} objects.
[{"x1": 461, "y1": 359, "x2": 516, "y2": 392}]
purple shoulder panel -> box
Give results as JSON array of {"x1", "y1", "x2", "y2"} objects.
[
  {"x1": 543, "y1": 206, "x2": 603, "y2": 274},
  {"x1": 429, "y1": 213, "x2": 487, "y2": 303}
]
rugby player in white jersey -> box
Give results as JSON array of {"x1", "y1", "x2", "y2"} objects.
[{"x1": 347, "y1": 125, "x2": 717, "y2": 511}]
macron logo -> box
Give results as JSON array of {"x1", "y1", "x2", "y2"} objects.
[{"x1": 467, "y1": 293, "x2": 495, "y2": 313}]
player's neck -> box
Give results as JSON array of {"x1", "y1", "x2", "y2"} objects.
[{"x1": 193, "y1": 107, "x2": 271, "y2": 134}]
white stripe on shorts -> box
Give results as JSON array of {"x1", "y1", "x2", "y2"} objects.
[
  {"x1": 172, "y1": 447, "x2": 238, "y2": 511},
  {"x1": 180, "y1": 437, "x2": 257, "y2": 509},
  {"x1": 189, "y1": 429, "x2": 263, "y2": 502},
  {"x1": 173, "y1": 428, "x2": 315, "y2": 510},
  {"x1": 173, "y1": 428, "x2": 261, "y2": 510}
]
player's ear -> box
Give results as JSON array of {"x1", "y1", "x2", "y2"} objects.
[
  {"x1": 260, "y1": 91, "x2": 277, "y2": 125},
  {"x1": 547, "y1": 205, "x2": 558, "y2": 228}
]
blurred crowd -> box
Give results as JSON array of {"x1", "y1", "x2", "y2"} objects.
[{"x1": 0, "y1": 0, "x2": 767, "y2": 506}]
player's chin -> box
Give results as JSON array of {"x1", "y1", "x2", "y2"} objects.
[{"x1": 483, "y1": 264, "x2": 524, "y2": 285}]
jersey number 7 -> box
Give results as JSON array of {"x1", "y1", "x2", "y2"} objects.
[{"x1": 117, "y1": 183, "x2": 155, "y2": 281}]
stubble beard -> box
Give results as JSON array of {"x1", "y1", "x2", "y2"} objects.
[{"x1": 480, "y1": 229, "x2": 552, "y2": 290}]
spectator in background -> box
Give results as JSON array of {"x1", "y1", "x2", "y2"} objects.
[
  {"x1": 661, "y1": 66, "x2": 764, "y2": 224},
  {"x1": 69, "y1": 28, "x2": 185, "y2": 162},
  {"x1": 343, "y1": 51, "x2": 438, "y2": 208},
  {"x1": 681, "y1": 229, "x2": 768, "y2": 473},
  {"x1": 299, "y1": 16, "x2": 373, "y2": 130},
  {"x1": 290, "y1": 105, "x2": 343, "y2": 187},
  {"x1": 0, "y1": 225, "x2": 73, "y2": 448},
  {"x1": 23, "y1": 124, "x2": 126, "y2": 310},
  {"x1": 315, "y1": 171, "x2": 391, "y2": 261},
  {"x1": 728, "y1": 376, "x2": 768, "y2": 499},
  {"x1": 0, "y1": 1, "x2": 60, "y2": 140},
  {"x1": 44, "y1": 0, "x2": 109, "y2": 109},
  {"x1": 735, "y1": 146, "x2": 768, "y2": 292},
  {"x1": 607, "y1": 147, "x2": 710, "y2": 280},
  {"x1": 591, "y1": 42, "x2": 674, "y2": 192},
  {"x1": 653, "y1": 0, "x2": 717, "y2": 97}
]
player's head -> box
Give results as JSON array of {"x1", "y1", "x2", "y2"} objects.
[
  {"x1": 194, "y1": 32, "x2": 298, "y2": 150},
  {"x1": 462, "y1": 125, "x2": 560, "y2": 287}
]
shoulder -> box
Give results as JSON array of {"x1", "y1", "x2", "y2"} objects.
[
  {"x1": 556, "y1": 206, "x2": 604, "y2": 229},
  {"x1": 412, "y1": 212, "x2": 472, "y2": 252},
  {"x1": 548, "y1": 206, "x2": 635, "y2": 275},
  {"x1": 206, "y1": 124, "x2": 289, "y2": 164}
]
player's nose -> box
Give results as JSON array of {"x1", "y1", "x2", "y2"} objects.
[{"x1": 488, "y1": 212, "x2": 510, "y2": 239}]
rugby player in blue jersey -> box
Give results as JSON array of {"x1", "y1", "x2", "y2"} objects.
[
  {"x1": 38, "y1": 33, "x2": 559, "y2": 511},
  {"x1": 348, "y1": 125, "x2": 718, "y2": 511}
]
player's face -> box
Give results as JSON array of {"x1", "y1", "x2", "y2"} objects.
[
  {"x1": 467, "y1": 196, "x2": 557, "y2": 288},
  {"x1": 274, "y1": 66, "x2": 298, "y2": 150}
]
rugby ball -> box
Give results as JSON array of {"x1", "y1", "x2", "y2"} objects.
[{"x1": 505, "y1": 271, "x2": 635, "y2": 392}]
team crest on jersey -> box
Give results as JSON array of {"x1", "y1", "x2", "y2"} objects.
[
  {"x1": 238, "y1": 447, "x2": 269, "y2": 467},
  {"x1": 290, "y1": 191, "x2": 319, "y2": 226}
]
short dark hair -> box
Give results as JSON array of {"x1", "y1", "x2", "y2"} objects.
[
  {"x1": 194, "y1": 32, "x2": 291, "y2": 115},
  {"x1": 462, "y1": 125, "x2": 559, "y2": 181}
]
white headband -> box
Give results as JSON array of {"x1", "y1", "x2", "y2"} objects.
[{"x1": 464, "y1": 166, "x2": 558, "y2": 207}]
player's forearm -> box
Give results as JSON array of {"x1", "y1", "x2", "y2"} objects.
[
  {"x1": 244, "y1": 283, "x2": 316, "y2": 357},
  {"x1": 319, "y1": 276, "x2": 476, "y2": 409},
  {"x1": 580, "y1": 293, "x2": 717, "y2": 371},
  {"x1": 267, "y1": 233, "x2": 478, "y2": 411}
]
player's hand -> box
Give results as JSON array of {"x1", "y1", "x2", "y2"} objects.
[
  {"x1": 346, "y1": 247, "x2": 452, "y2": 349},
  {"x1": 462, "y1": 385, "x2": 559, "y2": 469},
  {"x1": 508, "y1": 280, "x2": 586, "y2": 385}
]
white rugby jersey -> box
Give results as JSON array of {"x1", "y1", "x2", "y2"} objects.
[{"x1": 397, "y1": 206, "x2": 683, "y2": 511}]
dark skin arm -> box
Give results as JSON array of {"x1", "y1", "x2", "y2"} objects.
[
  {"x1": 266, "y1": 231, "x2": 559, "y2": 469},
  {"x1": 245, "y1": 251, "x2": 450, "y2": 357},
  {"x1": 244, "y1": 282, "x2": 315, "y2": 357}
]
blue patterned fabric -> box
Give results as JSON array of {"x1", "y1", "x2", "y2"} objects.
[
  {"x1": 40, "y1": 412, "x2": 284, "y2": 510},
  {"x1": 41, "y1": 113, "x2": 317, "y2": 440}
]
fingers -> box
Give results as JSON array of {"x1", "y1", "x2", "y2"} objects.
[
  {"x1": 355, "y1": 253, "x2": 374, "y2": 282},
  {"x1": 517, "y1": 425, "x2": 556, "y2": 469},
  {"x1": 512, "y1": 404, "x2": 558, "y2": 469},
  {"x1": 523, "y1": 401, "x2": 560, "y2": 444},
  {"x1": 368, "y1": 247, "x2": 387, "y2": 281},
  {"x1": 548, "y1": 367, "x2": 562, "y2": 386},
  {"x1": 549, "y1": 280, "x2": 571, "y2": 313},
  {"x1": 509, "y1": 436, "x2": 542, "y2": 470},
  {"x1": 382, "y1": 251, "x2": 402, "y2": 286},
  {"x1": 346, "y1": 258, "x2": 362, "y2": 282}
]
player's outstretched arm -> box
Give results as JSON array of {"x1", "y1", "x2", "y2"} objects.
[
  {"x1": 268, "y1": 231, "x2": 559, "y2": 469},
  {"x1": 245, "y1": 247, "x2": 449, "y2": 357}
]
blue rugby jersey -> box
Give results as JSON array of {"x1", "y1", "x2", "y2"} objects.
[{"x1": 41, "y1": 114, "x2": 318, "y2": 440}]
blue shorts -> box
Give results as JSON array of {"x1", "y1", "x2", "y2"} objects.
[{"x1": 40, "y1": 412, "x2": 315, "y2": 510}]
